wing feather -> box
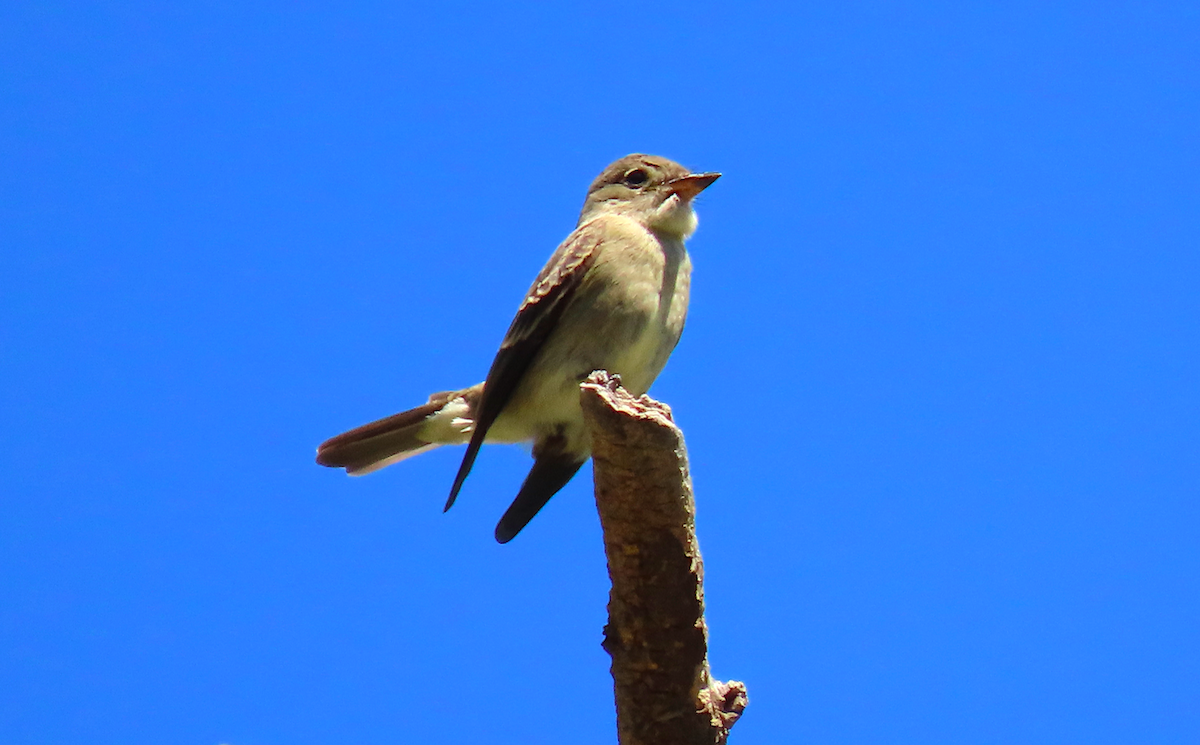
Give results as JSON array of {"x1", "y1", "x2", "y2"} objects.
[{"x1": 443, "y1": 226, "x2": 602, "y2": 510}]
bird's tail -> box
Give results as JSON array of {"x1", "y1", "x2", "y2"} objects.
[{"x1": 316, "y1": 384, "x2": 482, "y2": 476}]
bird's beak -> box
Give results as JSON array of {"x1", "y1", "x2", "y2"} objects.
[{"x1": 666, "y1": 172, "x2": 721, "y2": 201}]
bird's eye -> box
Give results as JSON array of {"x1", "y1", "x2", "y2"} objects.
[{"x1": 622, "y1": 168, "x2": 649, "y2": 187}]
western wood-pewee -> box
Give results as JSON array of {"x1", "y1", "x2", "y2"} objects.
[{"x1": 316, "y1": 154, "x2": 720, "y2": 542}]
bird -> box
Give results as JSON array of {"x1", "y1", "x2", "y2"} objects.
[{"x1": 316, "y1": 154, "x2": 720, "y2": 542}]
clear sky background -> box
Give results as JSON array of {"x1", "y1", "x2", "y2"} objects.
[{"x1": 3, "y1": 2, "x2": 1198, "y2": 743}]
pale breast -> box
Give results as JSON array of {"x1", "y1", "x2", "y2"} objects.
[{"x1": 498, "y1": 214, "x2": 691, "y2": 439}]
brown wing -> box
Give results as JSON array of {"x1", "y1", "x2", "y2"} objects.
[
  {"x1": 443, "y1": 225, "x2": 602, "y2": 510},
  {"x1": 494, "y1": 453, "x2": 586, "y2": 543}
]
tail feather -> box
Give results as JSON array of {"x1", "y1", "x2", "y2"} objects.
[
  {"x1": 344, "y1": 442, "x2": 441, "y2": 476},
  {"x1": 316, "y1": 389, "x2": 465, "y2": 475}
]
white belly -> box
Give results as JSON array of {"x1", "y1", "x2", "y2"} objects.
[{"x1": 489, "y1": 220, "x2": 691, "y2": 452}]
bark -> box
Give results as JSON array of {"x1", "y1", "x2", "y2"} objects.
[{"x1": 580, "y1": 371, "x2": 748, "y2": 745}]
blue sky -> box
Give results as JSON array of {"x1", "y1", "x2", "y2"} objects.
[{"x1": 2, "y1": 2, "x2": 1197, "y2": 743}]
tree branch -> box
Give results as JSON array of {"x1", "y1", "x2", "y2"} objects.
[{"x1": 580, "y1": 371, "x2": 748, "y2": 745}]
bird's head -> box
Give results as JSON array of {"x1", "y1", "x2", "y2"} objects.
[{"x1": 581, "y1": 154, "x2": 720, "y2": 239}]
